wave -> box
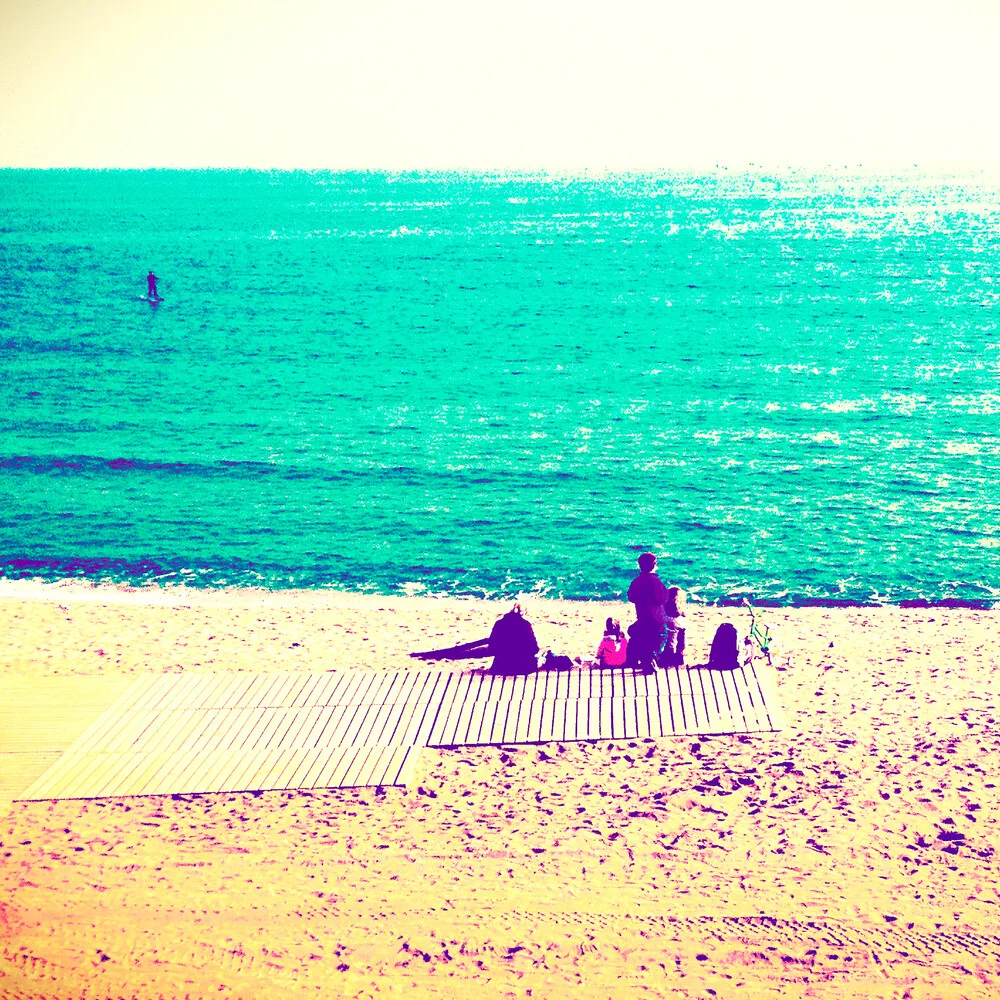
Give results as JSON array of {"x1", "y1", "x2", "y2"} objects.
[
  {"x1": 1, "y1": 558, "x2": 995, "y2": 608},
  {"x1": 0, "y1": 453, "x2": 590, "y2": 489}
]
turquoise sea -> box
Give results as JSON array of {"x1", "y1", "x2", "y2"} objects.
[{"x1": 2, "y1": 168, "x2": 998, "y2": 606}]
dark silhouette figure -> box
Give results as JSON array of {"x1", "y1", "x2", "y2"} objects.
[
  {"x1": 146, "y1": 271, "x2": 160, "y2": 300},
  {"x1": 708, "y1": 623, "x2": 740, "y2": 669},
  {"x1": 626, "y1": 552, "x2": 668, "y2": 672},
  {"x1": 409, "y1": 603, "x2": 539, "y2": 674}
]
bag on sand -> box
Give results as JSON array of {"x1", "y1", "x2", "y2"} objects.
[
  {"x1": 708, "y1": 623, "x2": 739, "y2": 670},
  {"x1": 489, "y1": 604, "x2": 539, "y2": 674},
  {"x1": 543, "y1": 651, "x2": 574, "y2": 671}
]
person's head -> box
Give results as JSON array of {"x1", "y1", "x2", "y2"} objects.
[
  {"x1": 605, "y1": 617, "x2": 621, "y2": 637},
  {"x1": 665, "y1": 586, "x2": 686, "y2": 617},
  {"x1": 637, "y1": 552, "x2": 657, "y2": 573}
]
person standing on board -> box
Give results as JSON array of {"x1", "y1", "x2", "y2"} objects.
[
  {"x1": 146, "y1": 270, "x2": 160, "y2": 300},
  {"x1": 626, "y1": 551, "x2": 669, "y2": 672}
]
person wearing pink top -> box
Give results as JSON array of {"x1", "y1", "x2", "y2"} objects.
[{"x1": 596, "y1": 618, "x2": 628, "y2": 667}]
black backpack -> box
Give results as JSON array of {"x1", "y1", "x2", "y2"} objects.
[
  {"x1": 489, "y1": 604, "x2": 539, "y2": 674},
  {"x1": 708, "y1": 623, "x2": 739, "y2": 670}
]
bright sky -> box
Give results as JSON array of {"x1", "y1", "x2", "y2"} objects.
[{"x1": 2, "y1": 0, "x2": 998, "y2": 169}]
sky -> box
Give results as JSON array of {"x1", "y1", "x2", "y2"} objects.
[{"x1": 1, "y1": 0, "x2": 999, "y2": 169}]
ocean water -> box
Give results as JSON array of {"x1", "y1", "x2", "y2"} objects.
[{"x1": 2, "y1": 168, "x2": 999, "y2": 606}]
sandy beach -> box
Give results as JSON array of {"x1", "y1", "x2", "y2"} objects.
[{"x1": 1, "y1": 582, "x2": 999, "y2": 998}]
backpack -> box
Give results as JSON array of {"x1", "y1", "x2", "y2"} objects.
[
  {"x1": 489, "y1": 604, "x2": 539, "y2": 674},
  {"x1": 543, "y1": 651, "x2": 574, "y2": 671},
  {"x1": 708, "y1": 623, "x2": 739, "y2": 670}
]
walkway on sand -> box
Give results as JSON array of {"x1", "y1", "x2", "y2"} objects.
[{"x1": 11, "y1": 660, "x2": 784, "y2": 801}]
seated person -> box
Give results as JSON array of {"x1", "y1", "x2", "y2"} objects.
[
  {"x1": 661, "y1": 586, "x2": 687, "y2": 666},
  {"x1": 595, "y1": 618, "x2": 628, "y2": 668},
  {"x1": 488, "y1": 603, "x2": 539, "y2": 674}
]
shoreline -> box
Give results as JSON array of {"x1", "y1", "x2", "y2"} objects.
[{"x1": 1, "y1": 576, "x2": 995, "y2": 611}]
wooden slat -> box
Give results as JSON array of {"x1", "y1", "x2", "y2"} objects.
[
  {"x1": 717, "y1": 667, "x2": 750, "y2": 731},
  {"x1": 243, "y1": 673, "x2": 284, "y2": 710},
  {"x1": 349, "y1": 702, "x2": 394, "y2": 747},
  {"x1": 251, "y1": 672, "x2": 293, "y2": 709},
  {"x1": 373, "y1": 745, "x2": 411, "y2": 787},
  {"x1": 103, "y1": 675, "x2": 159, "y2": 713},
  {"x1": 464, "y1": 687, "x2": 497, "y2": 744},
  {"x1": 103, "y1": 752, "x2": 153, "y2": 797},
  {"x1": 634, "y1": 695, "x2": 652, "y2": 739},
  {"x1": 283, "y1": 747, "x2": 323, "y2": 789},
  {"x1": 424, "y1": 673, "x2": 467, "y2": 745},
  {"x1": 481, "y1": 690, "x2": 514, "y2": 745},
  {"x1": 93, "y1": 710, "x2": 149, "y2": 754},
  {"x1": 337, "y1": 745, "x2": 382, "y2": 788},
  {"x1": 740, "y1": 662, "x2": 779, "y2": 731},
  {"x1": 370, "y1": 745, "x2": 406, "y2": 787},
  {"x1": 327, "y1": 670, "x2": 374, "y2": 706},
  {"x1": 18, "y1": 753, "x2": 76, "y2": 800},
  {"x1": 269, "y1": 746, "x2": 314, "y2": 790},
  {"x1": 298, "y1": 705, "x2": 344, "y2": 750},
  {"x1": 245, "y1": 673, "x2": 288, "y2": 710},
  {"x1": 265, "y1": 701, "x2": 317, "y2": 749},
  {"x1": 78, "y1": 751, "x2": 140, "y2": 799},
  {"x1": 380, "y1": 745, "x2": 418, "y2": 787},
  {"x1": 389, "y1": 696, "x2": 437, "y2": 747},
  {"x1": 286, "y1": 673, "x2": 325, "y2": 708},
  {"x1": 230, "y1": 674, "x2": 267, "y2": 710},
  {"x1": 224, "y1": 745, "x2": 287, "y2": 792},
  {"x1": 750, "y1": 661, "x2": 784, "y2": 730},
  {"x1": 312, "y1": 702, "x2": 362, "y2": 748},
  {"x1": 91, "y1": 753, "x2": 146, "y2": 798},
  {"x1": 125, "y1": 675, "x2": 173, "y2": 713},
  {"x1": 453, "y1": 674, "x2": 491, "y2": 746},
  {"x1": 395, "y1": 745, "x2": 423, "y2": 786},
  {"x1": 578, "y1": 697, "x2": 599, "y2": 740},
  {"x1": 69, "y1": 691, "x2": 148, "y2": 754},
  {"x1": 154, "y1": 673, "x2": 202, "y2": 711},
  {"x1": 348, "y1": 701, "x2": 401, "y2": 746},
  {"x1": 298, "y1": 744, "x2": 345, "y2": 788},
  {"x1": 229, "y1": 747, "x2": 284, "y2": 792},
  {"x1": 446, "y1": 674, "x2": 481, "y2": 745},
  {"x1": 727, "y1": 667, "x2": 760, "y2": 730},
  {"x1": 269, "y1": 672, "x2": 305, "y2": 707},
  {"x1": 696, "y1": 668, "x2": 739, "y2": 734},
  {"x1": 32, "y1": 749, "x2": 111, "y2": 800}
]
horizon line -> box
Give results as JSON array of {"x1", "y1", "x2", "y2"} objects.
[{"x1": 4, "y1": 160, "x2": 1000, "y2": 175}]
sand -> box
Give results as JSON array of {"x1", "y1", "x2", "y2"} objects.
[{"x1": 1, "y1": 581, "x2": 999, "y2": 999}]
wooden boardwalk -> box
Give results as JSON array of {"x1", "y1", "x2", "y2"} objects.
[
  {"x1": 16, "y1": 661, "x2": 783, "y2": 801},
  {"x1": 0, "y1": 675, "x2": 134, "y2": 810}
]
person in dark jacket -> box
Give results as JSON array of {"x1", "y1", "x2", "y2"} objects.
[
  {"x1": 488, "y1": 604, "x2": 539, "y2": 674},
  {"x1": 626, "y1": 552, "x2": 668, "y2": 672}
]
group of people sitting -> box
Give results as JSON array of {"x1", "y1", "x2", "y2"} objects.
[
  {"x1": 412, "y1": 552, "x2": 704, "y2": 675},
  {"x1": 596, "y1": 552, "x2": 686, "y2": 673}
]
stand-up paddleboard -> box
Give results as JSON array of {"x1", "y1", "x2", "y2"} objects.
[{"x1": 139, "y1": 295, "x2": 163, "y2": 305}]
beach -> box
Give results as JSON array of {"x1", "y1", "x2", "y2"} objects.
[{"x1": 1, "y1": 583, "x2": 998, "y2": 998}]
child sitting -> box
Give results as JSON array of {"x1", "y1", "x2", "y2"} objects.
[{"x1": 596, "y1": 618, "x2": 628, "y2": 668}]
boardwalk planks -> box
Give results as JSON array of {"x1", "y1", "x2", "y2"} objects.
[{"x1": 14, "y1": 662, "x2": 782, "y2": 801}]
